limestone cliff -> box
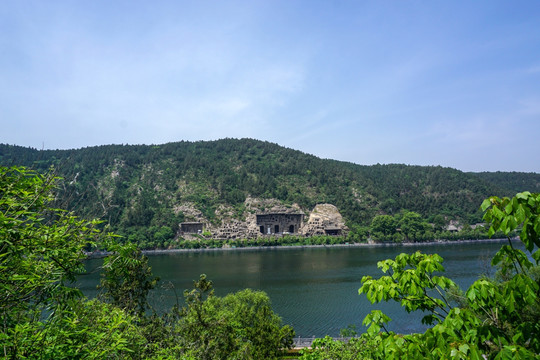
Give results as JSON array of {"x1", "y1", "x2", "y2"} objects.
[
  {"x1": 300, "y1": 204, "x2": 348, "y2": 236},
  {"x1": 194, "y1": 199, "x2": 347, "y2": 240}
]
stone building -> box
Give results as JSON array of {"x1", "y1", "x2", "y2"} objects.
[
  {"x1": 256, "y1": 212, "x2": 304, "y2": 235},
  {"x1": 179, "y1": 200, "x2": 348, "y2": 240},
  {"x1": 180, "y1": 222, "x2": 204, "y2": 234}
]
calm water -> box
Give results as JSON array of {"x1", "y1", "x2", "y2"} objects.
[{"x1": 79, "y1": 241, "x2": 508, "y2": 337}]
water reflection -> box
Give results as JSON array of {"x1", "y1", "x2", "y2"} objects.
[{"x1": 79, "y1": 241, "x2": 510, "y2": 337}]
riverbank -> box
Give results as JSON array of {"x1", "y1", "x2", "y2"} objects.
[
  {"x1": 83, "y1": 237, "x2": 512, "y2": 258},
  {"x1": 141, "y1": 238, "x2": 511, "y2": 255}
]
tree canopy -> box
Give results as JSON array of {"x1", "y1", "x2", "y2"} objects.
[
  {"x1": 0, "y1": 139, "x2": 518, "y2": 249},
  {"x1": 2, "y1": 165, "x2": 539, "y2": 359},
  {"x1": 0, "y1": 166, "x2": 294, "y2": 359}
]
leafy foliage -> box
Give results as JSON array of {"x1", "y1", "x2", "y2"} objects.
[
  {"x1": 360, "y1": 252, "x2": 456, "y2": 325},
  {"x1": 0, "y1": 167, "x2": 96, "y2": 317},
  {"x1": 1, "y1": 167, "x2": 294, "y2": 359},
  {"x1": 301, "y1": 192, "x2": 540, "y2": 359},
  {"x1": 98, "y1": 240, "x2": 159, "y2": 316},
  {"x1": 481, "y1": 191, "x2": 540, "y2": 252},
  {"x1": 9, "y1": 299, "x2": 147, "y2": 359},
  {"x1": 0, "y1": 166, "x2": 145, "y2": 358},
  {"x1": 178, "y1": 274, "x2": 295, "y2": 360}
]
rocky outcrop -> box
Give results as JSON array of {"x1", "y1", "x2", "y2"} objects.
[
  {"x1": 244, "y1": 196, "x2": 303, "y2": 214},
  {"x1": 173, "y1": 197, "x2": 348, "y2": 240},
  {"x1": 300, "y1": 204, "x2": 348, "y2": 236},
  {"x1": 174, "y1": 203, "x2": 205, "y2": 222},
  {"x1": 213, "y1": 218, "x2": 260, "y2": 239},
  {"x1": 202, "y1": 200, "x2": 347, "y2": 239}
]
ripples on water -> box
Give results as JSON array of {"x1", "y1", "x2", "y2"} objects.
[{"x1": 79, "y1": 241, "x2": 510, "y2": 337}]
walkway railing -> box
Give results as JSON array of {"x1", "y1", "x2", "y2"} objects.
[{"x1": 292, "y1": 336, "x2": 355, "y2": 348}]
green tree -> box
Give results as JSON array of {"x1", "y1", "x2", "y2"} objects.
[
  {"x1": 178, "y1": 274, "x2": 295, "y2": 359},
  {"x1": 98, "y1": 240, "x2": 159, "y2": 317},
  {"x1": 398, "y1": 210, "x2": 427, "y2": 241},
  {"x1": 0, "y1": 168, "x2": 95, "y2": 318},
  {"x1": 0, "y1": 166, "x2": 144, "y2": 358},
  {"x1": 153, "y1": 226, "x2": 175, "y2": 246},
  {"x1": 346, "y1": 224, "x2": 369, "y2": 242},
  {"x1": 432, "y1": 214, "x2": 446, "y2": 232},
  {"x1": 370, "y1": 215, "x2": 396, "y2": 240},
  {"x1": 301, "y1": 192, "x2": 540, "y2": 359}
]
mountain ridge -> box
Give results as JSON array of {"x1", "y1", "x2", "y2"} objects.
[{"x1": 2, "y1": 138, "x2": 539, "y2": 245}]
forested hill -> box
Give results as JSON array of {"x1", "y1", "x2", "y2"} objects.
[
  {"x1": 0, "y1": 139, "x2": 523, "y2": 234},
  {"x1": 470, "y1": 171, "x2": 540, "y2": 194}
]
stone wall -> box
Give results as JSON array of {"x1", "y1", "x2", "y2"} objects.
[
  {"x1": 214, "y1": 219, "x2": 260, "y2": 239},
  {"x1": 256, "y1": 213, "x2": 304, "y2": 235},
  {"x1": 180, "y1": 222, "x2": 203, "y2": 234},
  {"x1": 176, "y1": 198, "x2": 348, "y2": 240}
]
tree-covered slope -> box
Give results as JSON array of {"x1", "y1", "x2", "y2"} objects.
[
  {"x1": 470, "y1": 171, "x2": 540, "y2": 194},
  {"x1": 0, "y1": 139, "x2": 517, "y2": 235}
]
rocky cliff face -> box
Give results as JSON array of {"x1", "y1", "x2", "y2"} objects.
[
  {"x1": 185, "y1": 198, "x2": 347, "y2": 239},
  {"x1": 300, "y1": 204, "x2": 348, "y2": 236}
]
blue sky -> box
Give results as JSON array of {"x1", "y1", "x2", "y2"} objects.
[{"x1": 1, "y1": 1, "x2": 540, "y2": 172}]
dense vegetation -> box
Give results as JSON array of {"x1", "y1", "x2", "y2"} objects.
[
  {"x1": 3, "y1": 166, "x2": 539, "y2": 358},
  {"x1": 0, "y1": 139, "x2": 530, "y2": 248},
  {"x1": 300, "y1": 192, "x2": 540, "y2": 359},
  {"x1": 0, "y1": 167, "x2": 294, "y2": 359},
  {"x1": 471, "y1": 171, "x2": 540, "y2": 194}
]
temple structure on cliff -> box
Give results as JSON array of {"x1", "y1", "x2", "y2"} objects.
[
  {"x1": 256, "y1": 212, "x2": 304, "y2": 235},
  {"x1": 180, "y1": 222, "x2": 204, "y2": 234},
  {"x1": 177, "y1": 203, "x2": 348, "y2": 240}
]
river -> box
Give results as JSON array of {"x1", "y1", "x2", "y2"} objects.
[{"x1": 79, "y1": 240, "x2": 509, "y2": 337}]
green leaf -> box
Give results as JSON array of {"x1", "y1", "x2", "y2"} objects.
[
  {"x1": 516, "y1": 191, "x2": 531, "y2": 200},
  {"x1": 492, "y1": 206, "x2": 505, "y2": 221},
  {"x1": 491, "y1": 249, "x2": 504, "y2": 266},
  {"x1": 505, "y1": 201, "x2": 513, "y2": 215},
  {"x1": 500, "y1": 217, "x2": 509, "y2": 235},
  {"x1": 516, "y1": 204, "x2": 527, "y2": 223},
  {"x1": 532, "y1": 250, "x2": 540, "y2": 264},
  {"x1": 480, "y1": 199, "x2": 492, "y2": 212}
]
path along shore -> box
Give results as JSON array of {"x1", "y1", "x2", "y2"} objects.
[{"x1": 86, "y1": 238, "x2": 512, "y2": 257}]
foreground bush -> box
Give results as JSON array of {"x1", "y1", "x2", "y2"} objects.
[
  {"x1": 177, "y1": 275, "x2": 294, "y2": 359},
  {"x1": 302, "y1": 192, "x2": 540, "y2": 359},
  {"x1": 1, "y1": 166, "x2": 293, "y2": 359}
]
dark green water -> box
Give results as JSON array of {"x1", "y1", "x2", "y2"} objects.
[{"x1": 79, "y1": 241, "x2": 507, "y2": 337}]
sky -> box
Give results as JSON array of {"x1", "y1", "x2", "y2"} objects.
[{"x1": 1, "y1": 1, "x2": 540, "y2": 172}]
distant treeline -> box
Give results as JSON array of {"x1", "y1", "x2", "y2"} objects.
[
  {"x1": 0, "y1": 139, "x2": 534, "y2": 249},
  {"x1": 470, "y1": 171, "x2": 540, "y2": 194}
]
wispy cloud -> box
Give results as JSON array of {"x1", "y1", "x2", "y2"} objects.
[
  {"x1": 526, "y1": 66, "x2": 540, "y2": 74},
  {"x1": 2, "y1": 1, "x2": 540, "y2": 171}
]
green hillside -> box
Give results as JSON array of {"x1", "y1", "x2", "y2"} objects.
[
  {"x1": 470, "y1": 171, "x2": 540, "y2": 194},
  {"x1": 0, "y1": 138, "x2": 521, "y2": 245}
]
